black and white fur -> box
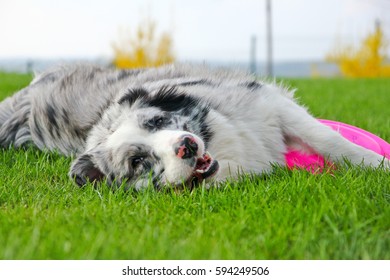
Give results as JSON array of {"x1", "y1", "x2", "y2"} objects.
[{"x1": 0, "y1": 64, "x2": 388, "y2": 189}]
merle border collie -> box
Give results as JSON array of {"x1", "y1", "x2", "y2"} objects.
[{"x1": 0, "y1": 64, "x2": 388, "y2": 189}]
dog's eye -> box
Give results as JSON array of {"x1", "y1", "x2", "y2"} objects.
[
  {"x1": 147, "y1": 116, "x2": 164, "y2": 129},
  {"x1": 131, "y1": 156, "x2": 144, "y2": 168},
  {"x1": 154, "y1": 117, "x2": 164, "y2": 128}
]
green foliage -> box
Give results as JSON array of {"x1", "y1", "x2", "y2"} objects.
[{"x1": 0, "y1": 73, "x2": 389, "y2": 259}]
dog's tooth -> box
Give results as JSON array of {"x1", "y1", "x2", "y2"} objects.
[{"x1": 195, "y1": 169, "x2": 205, "y2": 173}]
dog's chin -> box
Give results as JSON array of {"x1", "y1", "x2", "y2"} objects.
[
  {"x1": 184, "y1": 152, "x2": 220, "y2": 189},
  {"x1": 192, "y1": 152, "x2": 219, "y2": 180},
  {"x1": 160, "y1": 152, "x2": 219, "y2": 190}
]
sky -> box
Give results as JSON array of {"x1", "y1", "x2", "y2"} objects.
[{"x1": 0, "y1": 0, "x2": 388, "y2": 63}]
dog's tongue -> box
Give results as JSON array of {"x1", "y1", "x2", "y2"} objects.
[{"x1": 193, "y1": 152, "x2": 219, "y2": 180}]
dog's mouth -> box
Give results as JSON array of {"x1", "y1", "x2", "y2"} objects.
[{"x1": 192, "y1": 152, "x2": 219, "y2": 181}]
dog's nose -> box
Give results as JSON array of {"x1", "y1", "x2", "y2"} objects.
[{"x1": 175, "y1": 135, "x2": 199, "y2": 159}]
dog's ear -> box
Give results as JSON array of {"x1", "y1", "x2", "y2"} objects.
[{"x1": 69, "y1": 153, "x2": 105, "y2": 187}]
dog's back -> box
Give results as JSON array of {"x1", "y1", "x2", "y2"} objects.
[{"x1": 0, "y1": 64, "x2": 139, "y2": 154}]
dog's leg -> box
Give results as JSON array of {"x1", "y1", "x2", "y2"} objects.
[{"x1": 277, "y1": 97, "x2": 390, "y2": 169}]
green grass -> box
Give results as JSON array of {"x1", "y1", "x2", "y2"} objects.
[{"x1": 0, "y1": 72, "x2": 389, "y2": 259}]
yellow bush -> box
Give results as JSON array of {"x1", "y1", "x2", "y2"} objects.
[
  {"x1": 112, "y1": 19, "x2": 175, "y2": 69},
  {"x1": 326, "y1": 23, "x2": 390, "y2": 77}
]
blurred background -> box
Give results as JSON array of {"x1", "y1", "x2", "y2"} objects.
[{"x1": 0, "y1": 0, "x2": 389, "y2": 77}]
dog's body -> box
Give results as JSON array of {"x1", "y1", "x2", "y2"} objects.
[{"x1": 0, "y1": 64, "x2": 388, "y2": 189}]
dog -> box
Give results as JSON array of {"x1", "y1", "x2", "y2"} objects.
[{"x1": 0, "y1": 64, "x2": 388, "y2": 190}]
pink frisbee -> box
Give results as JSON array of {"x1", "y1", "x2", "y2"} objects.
[{"x1": 285, "y1": 119, "x2": 390, "y2": 172}]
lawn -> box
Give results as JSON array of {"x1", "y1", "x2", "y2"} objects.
[{"x1": 0, "y1": 72, "x2": 389, "y2": 259}]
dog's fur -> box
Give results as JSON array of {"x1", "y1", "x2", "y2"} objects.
[{"x1": 0, "y1": 64, "x2": 388, "y2": 189}]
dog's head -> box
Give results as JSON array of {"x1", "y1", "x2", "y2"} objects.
[{"x1": 69, "y1": 86, "x2": 219, "y2": 190}]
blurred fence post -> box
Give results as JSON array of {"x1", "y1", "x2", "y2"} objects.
[
  {"x1": 250, "y1": 35, "x2": 257, "y2": 73},
  {"x1": 265, "y1": 0, "x2": 273, "y2": 77}
]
